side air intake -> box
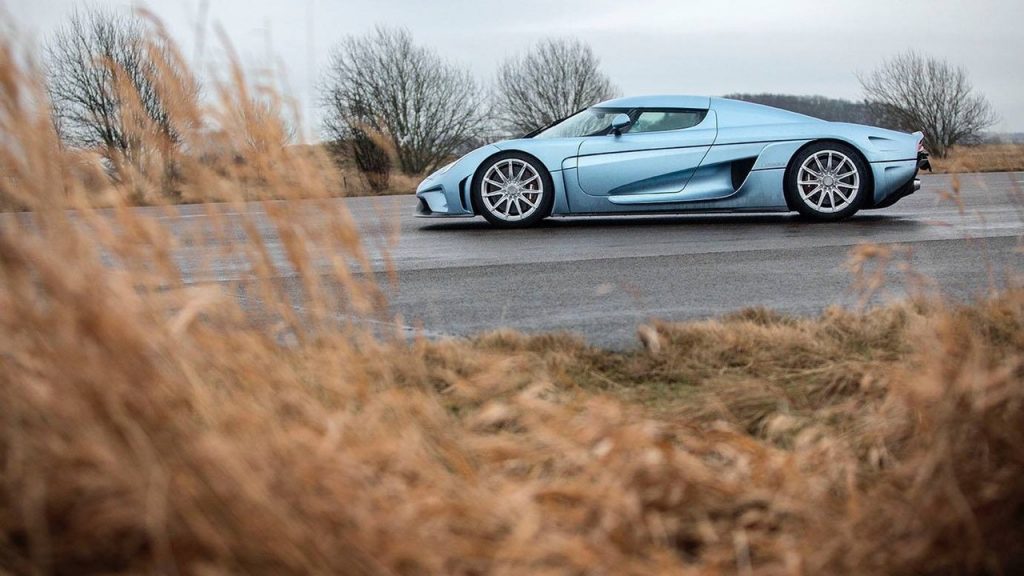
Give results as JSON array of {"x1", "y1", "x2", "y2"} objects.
[{"x1": 731, "y1": 158, "x2": 757, "y2": 191}]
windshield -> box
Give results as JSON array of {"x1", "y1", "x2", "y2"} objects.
[{"x1": 533, "y1": 108, "x2": 625, "y2": 139}]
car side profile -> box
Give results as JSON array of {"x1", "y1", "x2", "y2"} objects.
[{"x1": 415, "y1": 95, "x2": 930, "y2": 227}]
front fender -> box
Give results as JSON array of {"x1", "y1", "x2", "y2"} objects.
[
  {"x1": 492, "y1": 137, "x2": 583, "y2": 174},
  {"x1": 416, "y1": 145, "x2": 502, "y2": 216}
]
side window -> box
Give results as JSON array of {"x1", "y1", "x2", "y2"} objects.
[{"x1": 628, "y1": 109, "x2": 707, "y2": 134}]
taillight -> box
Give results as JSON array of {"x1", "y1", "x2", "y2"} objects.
[{"x1": 916, "y1": 135, "x2": 932, "y2": 172}]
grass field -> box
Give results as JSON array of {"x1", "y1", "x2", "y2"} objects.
[
  {"x1": 932, "y1": 144, "x2": 1024, "y2": 174},
  {"x1": 46, "y1": 143, "x2": 1024, "y2": 209},
  {"x1": 2, "y1": 21, "x2": 1023, "y2": 576},
  {"x1": 8, "y1": 129, "x2": 1022, "y2": 212}
]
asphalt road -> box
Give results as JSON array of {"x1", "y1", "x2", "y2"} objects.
[
  {"x1": 18, "y1": 171, "x2": 1021, "y2": 349},
  {"x1": 362, "y1": 171, "x2": 1024, "y2": 347}
]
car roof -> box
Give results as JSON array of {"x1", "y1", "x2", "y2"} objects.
[{"x1": 594, "y1": 95, "x2": 712, "y2": 110}]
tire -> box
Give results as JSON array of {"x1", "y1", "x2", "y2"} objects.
[
  {"x1": 785, "y1": 142, "x2": 868, "y2": 221},
  {"x1": 471, "y1": 152, "x2": 554, "y2": 228}
]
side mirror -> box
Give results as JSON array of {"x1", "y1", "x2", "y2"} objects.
[{"x1": 611, "y1": 113, "x2": 631, "y2": 136}]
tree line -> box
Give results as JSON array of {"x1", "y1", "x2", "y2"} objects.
[{"x1": 43, "y1": 7, "x2": 996, "y2": 195}]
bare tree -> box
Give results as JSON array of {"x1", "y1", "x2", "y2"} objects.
[
  {"x1": 860, "y1": 51, "x2": 996, "y2": 157},
  {"x1": 322, "y1": 27, "x2": 484, "y2": 175},
  {"x1": 45, "y1": 8, "x2": 198, "y2": 166},
  {"x1": 326, "y1": 126, "x2": 393, "y2": 192},
  {"x1": 494, "y1": 38, "x2": 617, "y2": 136}
]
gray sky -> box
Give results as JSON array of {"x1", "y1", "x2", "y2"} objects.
[{"x1": 10, "y1": 0, "x2": 1024, "y2": 137}]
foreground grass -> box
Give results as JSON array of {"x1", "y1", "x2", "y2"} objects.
[
  {"x1": 3, "y1": 267, "x2": 1023, "y2": 573},
  {"x1": 2, "y1": 19, "x2": 1023, "y2": 575}
]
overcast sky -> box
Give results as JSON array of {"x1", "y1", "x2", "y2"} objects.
[{"x1": 10, "y1": 0, "x2": 1024, "y2": 137}]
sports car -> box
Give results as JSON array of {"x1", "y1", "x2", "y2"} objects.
[{"x1": 415, "y1": 95, "x2": 930, "y2": 227}]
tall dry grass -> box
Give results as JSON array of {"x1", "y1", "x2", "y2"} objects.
[
  {"x1": 932, "y1": 143, "x2": 1024, "y2": 174},
  {"x1": 1, "y1": 16, "x2": 1024, "y2": 575}
]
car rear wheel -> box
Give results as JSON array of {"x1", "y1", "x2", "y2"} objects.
[
  {"x1": 786, "y1": 142, "x2": 868, "y2": 221},
  {"x1": 472, "y1": 153, "x2": 554, "y2": 228}
]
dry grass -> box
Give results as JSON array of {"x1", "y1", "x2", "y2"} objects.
[
  {"x1": 932, "y1": 143, "x2": 1024, "y2": 174},
  {"x1": 2, "y1": 17, "x2": 1024, "y2": 576},
  {"x1": 6, "y1": 142, "x2": 420, "y2": 211},
  {"x1": 332, "y1": 163, "x2": 423, "y2": 198},
  {"x1": 289, "y1": 144, "x2": 423, "y2": 201}
]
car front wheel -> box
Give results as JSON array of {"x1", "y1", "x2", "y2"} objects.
[
  {"x1": 786, "y1": 143, "x2": 868, "y2": 221},
  {"x1": 472, "y1": 153, "x2": 554, "y2": 228}
]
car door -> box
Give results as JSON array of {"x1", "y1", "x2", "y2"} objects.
[{"x1": 574, "y1": 109, "x2": 718, "y2": 199}]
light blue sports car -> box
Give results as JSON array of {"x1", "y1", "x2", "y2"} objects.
[{"x1": 415, "y1": 95, "x2": 930, "y2": 227}]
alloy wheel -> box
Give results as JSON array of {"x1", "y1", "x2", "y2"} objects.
[
  {"x1": 796, "y1": 150, "x2": 860, "y2": 214},
  {"x1": 481, "y1": 159, "x2": 544, "y2": 222}
]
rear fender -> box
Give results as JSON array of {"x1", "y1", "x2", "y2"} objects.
[{"x1": 752, "y1": 141, "x2": 811, "y2": 171}]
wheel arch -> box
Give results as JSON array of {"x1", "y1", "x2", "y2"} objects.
[
  {"x1": 468, "y1": 149, "x2": 554, "y2": 215},
  {"x1": 782, "y1": 138, "x2": 875, "y2": 211}
]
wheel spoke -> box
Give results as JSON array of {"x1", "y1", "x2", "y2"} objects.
[
  {"x1": 480, "y1": 159, "x2": 546, "y2": 221},
  {"x1": 795, "y1": 149, "x2": 863, "y2": 213}
]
